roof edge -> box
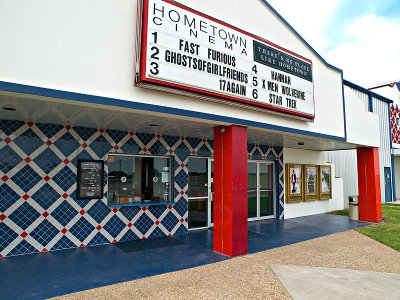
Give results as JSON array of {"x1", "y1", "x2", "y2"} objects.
[
  {"x1": 260, "y1": 0, "x2": 343, "y2": 75},
  {"x1": 344, "y1": 79, "x2": 393, "y2": 104}
]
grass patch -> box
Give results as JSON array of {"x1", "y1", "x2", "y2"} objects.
[
  {"x1": 329, "y1": 208, "x2": 349, "y2": 216},
  {"x1": 356, "y1": 204, "x2": 400, "y2": 251}
]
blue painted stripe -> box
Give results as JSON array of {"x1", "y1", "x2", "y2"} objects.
[
  {"x1": 344, "y1": 79, "x2": 393, "y2": 104},
  {"x1": 368, "y1": 94, "x2": 373, "y2": 112},
  {"x1": 388, "y1": 104, "x2": 396, "y2": 202},
  {"x1": 108, "y1": 202, "x2": 176, "y2": 207},
  {"x1": 0, "y1": 80, "x2": 347, "y2": 141},
  {"x1": 341, "y1": 74, "x2": 348, "y2": 141}
]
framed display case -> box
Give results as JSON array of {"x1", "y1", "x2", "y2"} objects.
[
  {"x1": 285, "y1": 164, "x2": 303, "y2": 203},
  {"x1": 77, "y1": 160, "x2": 104, "y2": 200},
  {"x1": 318, "y1": 165, "x2": 332, "y2": 200},
  {"x1": 304, "y1": 164, "x2": 318, "y2": 201}
]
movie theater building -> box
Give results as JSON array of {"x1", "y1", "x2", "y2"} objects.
[{"x1": 0, "y1": 0, "x2": 383, "y2": 258}]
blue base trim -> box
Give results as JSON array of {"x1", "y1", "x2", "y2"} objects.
[
  {"x1": 108, "y1": 202, "x2": 176, "y2": 207},
  {"x1": 0, "y1": 80, "x2": 347, "y2": 141}
]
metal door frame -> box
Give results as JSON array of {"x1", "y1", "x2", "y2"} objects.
[
  {"x1": 248, "y1": 160, "x2": 275, "y2": 222},
  {"x1": 188, "y1": 157, "x2": 213, "y2": 230}
]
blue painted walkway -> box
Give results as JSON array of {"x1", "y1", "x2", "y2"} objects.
[{"x1": 0, "y1": 214, "x2": 369, "y2": 299}]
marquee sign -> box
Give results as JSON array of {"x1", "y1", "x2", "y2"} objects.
[{"x1": 135, "y1": 0, "x2": 314, "y2": 119}]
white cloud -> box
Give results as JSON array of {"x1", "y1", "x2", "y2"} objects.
[
  {"x1": 325, "y1": 14, "x2": 400, "y2": 87},
  {"x1": 265, "y1": 0, "x2": 340, "y2": 51}
]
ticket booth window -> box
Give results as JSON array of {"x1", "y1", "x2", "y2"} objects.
[{"x1": 107, "y1": 154, "x2": 171, "y2": 205}]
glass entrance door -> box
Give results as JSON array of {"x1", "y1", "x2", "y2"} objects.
[
  {"x1": 188, "y1": 157, "x2": 213, "y2": 229},
  {"x1": 248, "y1": 161, "x2": 275, "y2": 220}
]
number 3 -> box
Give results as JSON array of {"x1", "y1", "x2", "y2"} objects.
[{"x1": 150, "y1": 62, "x2": 159, "y2": 75}]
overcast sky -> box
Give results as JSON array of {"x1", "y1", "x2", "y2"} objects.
[{"x1": 266, "y1": 0, "x2": 400, "y2": 87}]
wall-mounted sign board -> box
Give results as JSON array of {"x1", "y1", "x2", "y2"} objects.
[
  {"x1": 77, "y1": 160, "x2": 104, "y2": 200},
  {"x1": 135, "y1": 0, "x2": 314, "y2": 120}
]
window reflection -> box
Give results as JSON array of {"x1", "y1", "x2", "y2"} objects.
[{"x1": 107, "y1": 154, "x2": 171, "y2": 205}]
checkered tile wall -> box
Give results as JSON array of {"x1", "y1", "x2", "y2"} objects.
[
  {"x1": 391, "y1": 104, "x2": 400, "y2": 144},
  {"x1": 0, "y1": 119, "x2": 284, "y2": 258}
]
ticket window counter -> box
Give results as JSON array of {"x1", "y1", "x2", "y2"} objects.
[{"x1": 107, "y1": 154, "x2": 173, "y2": 206}]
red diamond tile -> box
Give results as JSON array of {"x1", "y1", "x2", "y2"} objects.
[
  {"x1": 202, "y1": 139, "x2": 206, "y2": 142},
  {"x1": 168, "y1": 205, "x2": 172, "y2": 210},
  {"x1": 20, "y1": 231, "x2": 28, "y2": 238},
  {"x1": 42, "y1": 211, "x2": 49, "y2": 218},
  {"x1": 22, "y1": 194, "x2": 29, "y2": 200},
  {"x1": 4, "y1": 137, "x2": 12, "y2": 144},
  {"x1": 180, "y1": 163, "x2": 185, "y2": 168},
  {"x1": 169, "y1": 149, "x2": 173, "y2": 153},
  {"x1": 80, "y1": 244, "x2": 85, "y2": 247},
  {"x1": 62, "y1": 193, "x2": 68, "y2": 199},
  {"x1": 276, "y1": 156, "x2": 280, "y2": 160},
  {"x1": 41, "y1": 248, "x2": 48, "y2": 252},
  {"x1": 180, "y1": 218, "x2": 184, "y2": 223},
  {"x1": 155, "y1": 220, "x2": 160, "y2": 225},
  {"x1": 127, "y1": 222, "x2": 132, "y2": 228},
  {"x1": 143, "y1": 147, "x2": 148, "y2": 152},
  {"x1": 192, "y1": 151, "x2": 196, "y2": 155},
  {"x1": 142, "y1": 236, "x2": 146, "y2": 240},
  {"x1": 46, "y1": 140, "x2": 52, "y2": 146},
  {"x1": 1, "y1": 175, "x2": 9, "y2": 182},
  {"x1": 114, "y1": 145, "x2": 119, "y2": 150},
  {"x1": 99, "y1": 128, "x2": 104, "y2": 133},
  {"x1": 63, "y1": 158, "x2": 70, "y2": 164},
  {"x1": 61, "y1": 228, "x2": 67, "y2": 234},
  {"x1": 129, "y1": 131, "x2": 135, "y2": 136},
  {"x1": 256, "y1": 144, "x2": 259, "y2": 147},
  {"x1": 142, "y1": 206, "x2": 147, "y2": 211},
  {"x1": 156, "y1": 134, "x2": 161, "y2": 139},
  {"x1": 82, "y1": 143, "x2": 88, "y2": 148},
  {"x1": 24, "y1": 157, "x2": 31, "y2": 163},
  {"x1": 0, "y1": 214, "x2": 6, "y2": 221},
  {"x1": 112, "y1": 239, "x2": 117, "y2": 243},
  {"x1": 180, "y1": 191, "x2": 184, "y2": 195},
  {"x1": 27, "y1": 121, "x2": 34, "y2": 127},
  {"x1": 113, "y1": 208, "x2": 118, "y2": 213},
  {"x1": 262, "y1": 156, "x2": 266, "y2": 159},
  {"x1": 168, "y1": 233, "x2": 172, "y2": 236},
  {"x1": 180, "y1": 137, "x2": 185, "y2": 140},
  {"x1": 64, "y1": 125, "x2": 71, "y2": 130},
  {"x1": 96, "y1": 225, "x2": 102, "y2": 230},
  {"x1": 0, "y1": 254, "x2": 3, "y2": 258},
  {"x1": 80, "y1": 209, "x2": 85, "y2": 215},
  {"x1": 44, "y1": 176, "x2": 51, "y2": 182}
]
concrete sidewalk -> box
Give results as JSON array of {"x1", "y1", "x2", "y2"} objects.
[{"x1": 53, "y1": 230, "x2": 400, "y2": 300}]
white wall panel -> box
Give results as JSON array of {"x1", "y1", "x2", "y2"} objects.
[{"x1": 284, "y1": 148, "x2": 344, "y2": 218}]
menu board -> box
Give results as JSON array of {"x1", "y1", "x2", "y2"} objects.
[
  {"x1": 136, "y1": 0, "x2": 314, "y2": 119},
  {"x1": 77, "y1": 160, "x2": 104, "y2": 199}
]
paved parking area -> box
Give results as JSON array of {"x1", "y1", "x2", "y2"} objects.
[{"x1": 0, "y1": 214, "x2": 370, "y2": 299}]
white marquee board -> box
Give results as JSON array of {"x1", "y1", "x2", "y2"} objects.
[{"x1": 136, "y1": 0, "x2": 315, "y2": 119}]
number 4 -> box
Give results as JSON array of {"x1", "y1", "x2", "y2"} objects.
[{"x1": 252, "y1": 65, "x2": 258, "y2": 74}]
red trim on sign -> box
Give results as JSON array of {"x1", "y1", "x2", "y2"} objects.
[
  {"x1": 143, "y1": 77, "x2": 314, "y2": 119},
  {"x1": 140, "y1": 0, "x2": 150, "y2": 82},
  {"x1": 137, "y1": 0, "x2": 314, "y2": 119},
  {"x1": 161, "y1": 0, "x2": 311, "y2": 63}
]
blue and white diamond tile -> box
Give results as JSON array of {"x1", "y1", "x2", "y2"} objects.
[{"x1": 0, "y1": 119, "x2": 285, "y2": 258}]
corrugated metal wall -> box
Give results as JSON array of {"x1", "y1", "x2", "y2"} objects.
[
  {"x1": 326, "y1": 150, "x2": 358, "y2": 207},
  {"x1": 327, "y1": 86, "x2": 392, "y2": 206},
  {"x1": 372, "y1": 96, "x2": 392, "y2": 202}
]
